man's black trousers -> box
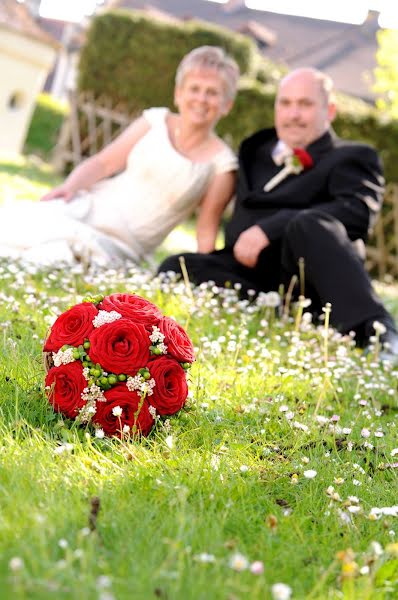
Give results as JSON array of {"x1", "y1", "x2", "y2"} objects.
[{"x1": 158, "y1": 210, "x2": 395, "y2": 338}]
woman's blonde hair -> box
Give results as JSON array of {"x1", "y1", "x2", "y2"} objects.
[{"x1": 175, "y1": 46, "x2": 240, "y2": 101}]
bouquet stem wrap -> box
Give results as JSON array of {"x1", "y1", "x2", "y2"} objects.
[{"x1": 264, "y1": 147, "x2": 314, "y2": 192}]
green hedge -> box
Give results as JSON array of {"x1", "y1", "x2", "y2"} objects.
[
  {"x1": 219, "y1": 83, "x2": 398, "y2": 184},
  {"x1": 333, "y1": 113, "x2": 398, "y2": 185},
  {"x1": 77, "y1": 10, "x2": 398, "y2": 182},
  {"x1": 24, "y1": 93, "x2": 68, "y2": 161},
  {"x1": 217, "y1": 81, "x2": 276, "y2": 145},
  {"x1": 78, "y1": 10, "x2": 260, "y2": 112},
  {"x1": 78, "y1": 10, "x2": 398, "y2": 182}
]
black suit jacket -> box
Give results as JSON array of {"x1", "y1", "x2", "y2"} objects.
[{"x1": 225, "y1": 127, "x2": 385, "y2": 248}]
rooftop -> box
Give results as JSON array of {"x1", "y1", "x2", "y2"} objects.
[
  {"x1": 112, "y1": 0, "x2": 381, "y2": 102},
  {"x1": 0, "y1": 0, "x2": 59, "y2": 48}
]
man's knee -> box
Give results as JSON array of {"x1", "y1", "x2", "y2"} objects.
[
  {"x1": 158, "y1": 252, "x2": 209, "y2": 279},
  {"x1": 286, "y1": 209, "x2": 346, "y2": 239},
  {"x1": 157, "y1": 254, "x2": 183, "y2": 275}
]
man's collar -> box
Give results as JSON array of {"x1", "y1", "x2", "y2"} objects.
[
  {"x1": 306, "y1": 128, "x2": 334, "y2": 154},
  {"x1": 272, "y1": 128, "x2": 334, "y2": 164}
]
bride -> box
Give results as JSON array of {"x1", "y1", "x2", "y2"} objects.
[{"x1": 0, "y1": 46, "x2": 239, "y2": 266}]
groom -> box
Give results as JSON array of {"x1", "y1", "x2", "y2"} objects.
[{"x1": 159, "y1": 67, "x2": 398, "y2": 361}]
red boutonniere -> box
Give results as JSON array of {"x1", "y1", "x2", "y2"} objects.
[{"x1": 264, "y1": 148, "x2": 314, "y2": 192}]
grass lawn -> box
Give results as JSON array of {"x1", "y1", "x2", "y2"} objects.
[{"x1": 1, "y1": 156, "x2": 398, "y2": 600}]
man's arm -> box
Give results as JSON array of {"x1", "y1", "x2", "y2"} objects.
[
  {"x1": 232, "y1": 144, "x2": 384, "y2": 268},
  {"x1": 316, "y1": 146, "x2": 384, "y2": 239}
]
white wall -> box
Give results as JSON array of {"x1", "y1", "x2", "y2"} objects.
[{"x1": 0, "y1": 28, "x2": 56, "y2": 154}]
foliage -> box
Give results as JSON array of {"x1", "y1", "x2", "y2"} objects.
[
  {"x1": 374, "y1": 29, "x2": 398, "y2": 120},
  {"x1": 333, "y1": 113, "x2": 398, "y2": 187},
  {"x1": 1, "y1": 159, "x2": 398, "y2": 599},
  {"x1": 78, "y1": 10, "x2": 259, "y2": 112},
  {"x1": 1, "y1": 253, "x2": 398, "y2": 599},
  {"x1": 24, "y1": 94, "x2": 68, "y2": 161},
  {"x1": 217, "y1": 80, "x2": 276, "y2": 145},
  {"x1": 225, "y1": 88, "x2": 398, "y2": 184},
  {"x1": 75, "y1": 10, "x2": 398, "y2": 184}
]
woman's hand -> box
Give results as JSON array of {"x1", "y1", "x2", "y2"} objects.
[
  {"x1": 40, "y1": 185, "x2": 75, "y2": 202},
  {"x1": 40, "y1": 115, "x2": 151, "y2": 204}
]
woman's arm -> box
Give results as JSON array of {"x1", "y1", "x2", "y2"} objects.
[
  {"x1": 196, "y1": 170, "x2": 236, "y2": 253},
  {"x1": 41, "y1": 116, "x2": 151, "y2": 202}
]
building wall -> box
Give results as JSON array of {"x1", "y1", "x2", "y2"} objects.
[{"x1": 0, "y1": 28, "x2": 56, "y2": 154}]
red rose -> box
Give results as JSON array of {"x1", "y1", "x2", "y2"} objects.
[
  {"x1": 93, "y1": 384, "x2": 154, "y2": 437},
  {"x1": 158, "y1": 317, "x2": 195, "y2": 363},
  {"x1": 45, "y1": 361, "x2": 87, "y2": 419},
  {"x1": 88, "y1": 318, "x2": 150, "y2": 375},
  {"x1": 99, "y1": 293, "x2": 162, "y2": 326},
  {"x1": 44, "y1": 302, "x2": 98, "y2": 352},
  {"x1": 293, "y1": 148, "x2": 313, "y2": 170},
  {"x1": 149, "y1": 356, "x2": 188, "y2": 416}
]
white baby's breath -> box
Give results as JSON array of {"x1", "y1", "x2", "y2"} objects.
[
  {"x1": 52, "y1": 347, "x2": 76, "y2": 366},
  {"x1": 149, "y1": 325, "x2": 166, "y2": 344},
  {"x1": 126, "y1": 373, "x2": 156, "y2": 397},
  {"x1": 112, "y1": 406, "x2": 123, "y2": 417},
  {"x1": 148, "y1": 405, "x2": 157, "y2": 418},
  {"x1": 93, "y1": 310, "x2": 122, "y2": 328}
]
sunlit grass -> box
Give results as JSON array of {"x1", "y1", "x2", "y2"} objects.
[
  {"x1": 1, "y1": 157, "x2": 398, "y2": 600},
  {"x1": 0, "y1": 155, "x2": 61, "y2": 203}
]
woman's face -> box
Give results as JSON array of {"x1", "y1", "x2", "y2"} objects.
[{"x1": 174, "y1": 68, "x2": 232, "y2": 128}]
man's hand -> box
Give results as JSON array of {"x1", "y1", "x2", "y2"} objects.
[{"x1": 233, "y1": 225, "x2": 270, "y2": 268}]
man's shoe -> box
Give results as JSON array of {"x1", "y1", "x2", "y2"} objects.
[{"x1": 379, "y1": 328, "x2": 398, "y2": 365}]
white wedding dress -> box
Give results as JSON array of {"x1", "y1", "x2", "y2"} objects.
[{"x1": 0, "y1": 108, "x2": 237, "y2": 266}]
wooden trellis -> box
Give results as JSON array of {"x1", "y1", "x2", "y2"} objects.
[
  {"x1": 52, "y1": 91, "x2": 398, "y2": 280},
  {"x1": 52, "y1": 91, "x2": 137, "y2": 171},
  {"x1": 366, "y1": 184, "x2": 398, "y2": 280}
]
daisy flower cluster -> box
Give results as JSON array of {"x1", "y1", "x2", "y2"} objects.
[{"x1": 1, "y1": 257, "x2": 397, "y2": 597}]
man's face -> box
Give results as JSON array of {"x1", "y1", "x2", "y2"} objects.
[{"x1": 274, "y1": 71, "x2": 335, "y2": 148}]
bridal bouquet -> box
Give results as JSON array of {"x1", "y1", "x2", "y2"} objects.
[
  {"x1": 264, "y1": 148, "x2": 313, "y2": 192},
  {"x1": 43, "y1": 293, "x2": 195, "y2": 437}
]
